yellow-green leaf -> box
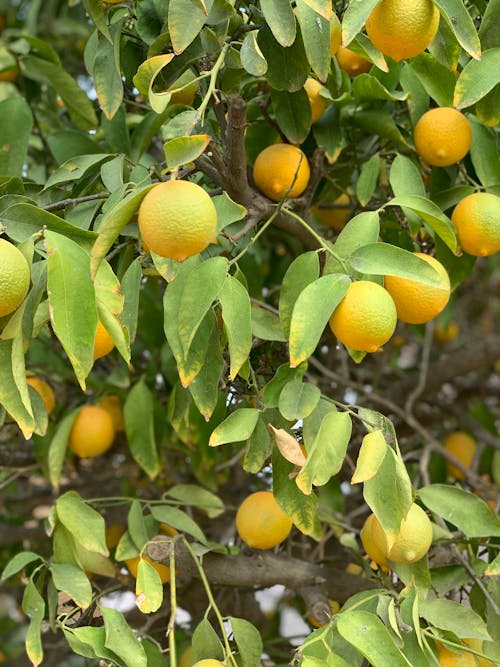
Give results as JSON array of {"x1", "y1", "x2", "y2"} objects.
[
  {"x1": 133, "y1": 54, "x2": 175, "y2": 113},
  {"x1": 164, "y1": 134, "x2": 211, "y2": 169},
  {"x1": 136, "y1": 559, "x2": 164, "y2": 614},
  {"x1": 351, "y1": 430, "x2": 387, "y2": 484}
]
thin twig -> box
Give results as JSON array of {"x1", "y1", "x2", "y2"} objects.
[{"x1": 43, "y1": 193, "x2": 109, "y2": 212}]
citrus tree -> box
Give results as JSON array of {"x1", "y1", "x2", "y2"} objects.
[{"x1": 0, "y1": 0, "x2": 499, "y2": 665}]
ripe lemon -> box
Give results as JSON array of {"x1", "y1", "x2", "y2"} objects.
[
  {"x1": 0, "y1": 66, "x2": 19, "y2": 83},
  {"x1": 125, "y1": 555, "x2": 170, "y2": 584},
  {"x1": 464, "y1": 639, "x2": 495, "y2": 667},
  {"x1": 311, "y1": 193, "x2": 351, "y2": 230},
  {"x1": 451, "y1": 192, "x2": 500, "y2": 257},
  {"x1": 304, "y1": 77, "x2": 329, "y2": 124},
  {"x1": 436, "y1": 642, "x2": 477, "y2": 666},
  {"x1": 236, "y1": 490, "x2": 292, "y2": 549},
  {"x1": 434, "y1": 320, "x2": 459, "y2": 343},
  {"x1": 384, "y1": 253, "x2": 450, "y2": 324},
  {"x1": 365, "y1": 0, "x2": 440, "y2": 61},
  {"x1": 93, "y1": 321, "x2": 115, "y2": 360},
  {"x1": 98, "y1": 394, "x2": 125, "y2": 432},
  {"x1": 413, "y1": 107, "x2": 472, "y2": 167},
  {"x1": 69, "y1": 405, "x2": 116, "y2": 458},
  {"x1": 138, "y1": 180, "x2": 217, "y2": 261},
  {"x1": 336, "y1": 46, "x2": 372, "y2": 76},
  {"x1": 361, "y1": 514, "x2": 390, "y2": 569},
  {"x1": 330, "y1": 15, "x2": 342, "y2": 56},
  {"x1": 105, "y1": 523, "x2": 125, "y2": 549},
  {"x1": 253, "y1": 144, "x2": 310, "y2": 202},
  {"x1": 192, "y1": 661, "x2": 226, "y2": 667},
  {"x1": 443, "y1": 431, "x2": 477, "y2": 480},
  {"x1": 27, "y1": 376, "x2": 56, "y2": 415},
  {"x1": 328, "y1": 281, "x2": 397, "y2": 352},
  {"x1": 0, "y1": 239, "x2": 30, "y2": 318},
  {"x1": 179, "y1": 646, "x2": 194, "y2": 667},
  {"x1": 370, "y1": 503, "x2": 433, "y2": 564},
  {"x1": 167, "y1": 70, "x2": 198, "y2": 106}
]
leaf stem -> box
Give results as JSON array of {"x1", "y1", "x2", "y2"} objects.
[{"x1": 196, "y1": 43, "x2": 231, "y2": 124}]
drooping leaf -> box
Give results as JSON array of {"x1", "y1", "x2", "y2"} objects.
[
  {"x1": 1, "y1": 551, "x2": 42, "y2": 581},
  {"x1": 1, "y1": 203, "x2": 97, "y2": 244},
  {"x1": 453, "y1": 48, "x2": 500, "y2": 109},
  {"x1": 295, "y1": 0, "x2": 331, "y2": 81},
  {"x1": 150, "y1": 505, "x2": 207, "y2": 544},
  {"x1": 124, "y1": 380, "x2": 160, "y2": 478},
  {"x1": 135, "y1": 558, "x2": 164, "y2": 614},
  {"x1": 43, "y1": 153, "x2": 113, "y2": 190},
  {"x1": 356, "y1": 154, "x2": 380, "y2": 206},
  {"x1": 260, "y1": 0, "x2": 296, "y2": 47},
  {"x1": 240, "y1": 31, "x2": 268, "y2": 76},
  {"x1": 22, "y1": 579, "x2": 45, "y2": 667},
  {"x1": 269, "y1": 425, "x2": 306, "y2": 467},
  {"x1": 48, "y1": 409, "x2": 79, "y2": 491},
  {"x1": 257, "y1": 25, "x2": 310, "y2": 92},
  {"x1": 468, "y1": 116, "x2": 500, "y2": 189},
  {"x1": 434, "y1": 0, "x2": 482, "y2": 60},
  {"x1": 164, "y1": 484, "x2": 224, "y2": 518},
  {"x1": 271, "y1": 88, "x2": 311, "y2": 145},
  {"x1": 0, "y1": 340, "x2": 34, "y2": 439},
  {"x1": 168, "y1": 0, "x2": 213, "y2": 54},
  {"x1": 244, "y1": 417, "x2": 272, "y2": 473},
  {"x1": 325, "y1": 211, "x2": 380, "y2": 274},
  {"x1": 280, "y1": 251, "x2": 320, "y2": 338},
  {"x1": 101, "y1": 606, "x2": 147, "y2": 667},
  {"x1": 410, "y1": 53, "x2": 456, "y2": 107},
  {"x1": 192, "y1": 618, "x2": 225, "y2": 662},
  {"x1": 230, "y1": 617, "x2": 264, "y2": 667},
  {"x1": 0, "y1": 98, "x2": 33, "y2": 178},
  {"x1": 209, "y1": 408, "x2": 259, "y2": 446},
  {"x1": 278, "y1": 380, "x2": 321, "y2": 421},
  {"x1": 351, "y1": 430, "x2": 387, "y2": 484},
  {"x1": 419, "y1": 598, "x2": 491, "y2": 641},
  {"x1": 341, "y1": 0, "x2": 380, "y2": 47},
  {"x1": 188, "y1": 314, "x2": 224, "y2": 421},
  {"x1": 50, "y1": 563, "x2": 92, "y2": 609},
  {"x1": 349, "y1": 243, "x2": 446, "y2": 285},
  {"x1": 218, "y1": 274, "x2": 252, "y2": 380},
  {"x1": 93, "y1": 21, "x2": 124, "y2": 120},
  {"x1": 56, "y1": 491, "x2": 108, "y2": 556}
]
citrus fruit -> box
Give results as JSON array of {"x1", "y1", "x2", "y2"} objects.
[
  {"x1": 98, "y1": 394, "x2": 125, "y2": 432},
  {"x1": 179, "y1": 646, "x2": 194, "y2": 667},
  {"x1": 436, "y1": 642, "x2": 477, "y2": 666},
  {"x1": 105, "y1": 524, "x2": 125, "y2": 549},
  {"x1": 451, "y1": 192, "x2": 500, "y2": 257},
  {"x1": 330, "y1": 14, "x2": 342, "y2": 56},
  {"x1": 464, "y1": 639, "x2": 495, "y2": 666},
  {"x1": 125, "y1": 555, "x2": 170, "y2": 584},
  {"x1": 443, "y1": 431, "x2": 477, "y2": 480},
  {"x1": 236, "y1": 490, "x2": 292, "y2": 549},
  {"x1": 304, "y1": 77, "x2": 329, "y2": 124},
  {"x1": 312, "y1": 193, "x2": 351, "y2": 230},
  {"x1": 384, "y1": 253, "x2": 451, "y2": 324},
  {"x1": 361, "y1": 513, "x2": 390, "y2": 568},
  {"x1": 434, "y1": 320, "x2": 459, "y2": 343},
  {"x1": 93, "y1": 320, "x2": 115, "y2": 360},
  {"x1": 68, "y1": 405, "x2": 116, "y2": 458},
  {"x1": 0, "y1": 239, "x2": 30, "y2": 318},
  {"x1": 0, "y1": 66, "x2": 19, "y2": 83},
  {"x1": 370, "y1": 503, "x2": 433, "y2": 564},
  {"x1": 138, "y1": 180, "x2": 217, "y2": 261},
  {"x1": 365, "y1": 0, "x2": 440, "y2": 61},
  {"x1": 336, "y1": 46, "x2": 372, "y2": 76},
  {"x1": 413, "y1": 107, "x2": 472, "y2": 167},
  {"x1": 192, "y1": 661, "x2": 226, "y2": 667},
  {"x1": 253, "y1": 144, "x2": 310, "y2": 202},
  {"x1": 168, "y1": 70, "x2": 198, "y2": 105},
  {"x1": 26, "y1": 376, "x2": 56, "y2": 415},
  {"x1": 328, "y1": 281, "x2": 397, "y2": 352}
]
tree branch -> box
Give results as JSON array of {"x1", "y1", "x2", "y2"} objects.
[{"x1": 146, "y1": 537, "x2": 376, "y2": 604}]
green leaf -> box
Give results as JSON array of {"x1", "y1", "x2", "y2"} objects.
[
  {"x1": 83, "y1": 0, "x2": 112, "y2": 43},
  {"x1": 164, "y1": 484, "x2": 224, "y2": 518},
  {"x1": 351, "y1": 430, "x2": 387, "y2": 484},
  {"x1": 419, "y1": 598, "x2": 491, "y2": 641},
  {"x1": 121, "y1": 258, "x2": 142, "y2": 343},
  {"x1": 22, "y1": 579, "x2": 45, "y2": 667},
  {"x1": 91, "y1": 184, "x2": 154, "y2": 279},
  {"x1": 399, "y1": 63, "x2": 429, "y2": 127},
  {"x1": 418, "y1": 484, "x2": 500, "y2": 538},
  {"x1": 133, "y1": 54, "x2": 176, "y2": 113},
  {"x1": 168, "y1": 0, "x2": 213, "y2": 54},
  {"x1": 280, "y1": 251, "x2": 320, "y2": 338},
  {"x1": 352, "y1": 75, "x2": 408, "y2": 103},
  {"x1": 479, "y1": 0, "x2": 500, "y2": 50},
  {"x1": 349, "y1": 243, "x2": 445, "y2": 285},
  {"x1": 296, "y1": 410, "x2": 352, "y2": 495},
  {"x1": 150, "y1": 505, "x2": 207, "y2": 543},
  {"x1": 244, "y1": 417, "x2": 272, "y2": 473},
  {"x1": 240, "y1": 31, "x2": 268, "y2": 76},
  {"x1": 124, "y1": 380, "x2": 161, "y2": 478},
  {"x1": 43, "y1": 153, "x2": 112, "y2": 190},
  {"x1": 468, "y1": 116, "x2": 500, "y2": 188},
  {"x1": 50, "y1": 563, "x2": 92, "y2": 609},
  {"x1": 178, "y1": 256, "x2": 228, "y2": 357},
  {"x1": 257, "y1": 24, "x2": 309, "y2": 92},
  {"x1": 278, "y1": 380, "x2": 321, "y2": 421},
  {"x1": 454, "y1": 48, "x2": 500, "y2": 109},
  {"x1": 251, "y1": 306, "x2": 286, "y2": 342},
  {"x1": 1, "y1": 552, "x2": 42, "y2": 581},
  {"x1": 230, "y1": 617, "x2": 264, "y2": 667},
  {"x1": 261, "y1": 0, "x2": 296, "y2": 47},
  {"x1": 93, "y1": 22, "x2": 124, "y2": 120},
  {"x1": 0, "y1": 340, "x2": 34, "y2": 439},
  {"x1": 63, "y1": 626, "x2": 119, "y2": 663},
  {"x1": 212, "y1": 192, "x2": 247, "y2": 234},
  {"x1": 336, "y1": 610, "x2": 413, "y2": 667},
  {"x1": 352, "y1": 110, "x2": 408, "y2": 147},
  {"x1": 209, "y1": 408, "x2": 259, "y2": 446},
  {"x1": 356, "y1": 154, "x2": 380, "y2": 206},
  {"x1": 48, "y1": 410, "x2": 78, "y2": 491},
  {"x1": 389, "y1": 154, "x2": 426, "y2": 233},
  {"x1": 164, "y1": 135, "x2": 211, "y2": 169},
  {"x1": 127, "y1": 500, "x2": 150, "y2": 551},
  {"x1": 262, "y1": 364, "x2": 306, "y2": 409},
  {"x1": 272, "y1": 447, "x2": 321, "y2": 537},
  {"x1": 45, "y1": 231, "x2": 97, "y2": 390},
  {"x1": 188, "y1": 314, "x2": 224, "y2": 421},
  {"x1": 327, "y1": 211, "x2": 380, "y2": 272},
  {"x1": 218, "y1": 274, "x2": 252, "y2": 380},
  {"x1": 341, "y1": 0, "x2": 380, "y2": 47},
  {"x1": 101, "y1": 606, "x2": 147, "y2": 667},
  {"x1": 313, "y1": 106, "x2": 345, "y2": 164},
  {"x1": 409, "y1": 54, "x2": 456, "y2": 107},
  {"x1": 271, "y1": 88, "x2": 311, "y2": 145},
  {"x1": 1, "y1": 203, "x2": 98, "y2": 244},
  {"x1": 56, "y1": 491, "x2": 108, "y2": 556},
  {"x1": 384, "y1": 195, "x2": 458, "y2": 253},
  {"x1": 21, "y1": 55, "x2": 98, "y2": 130},
  {"x1": 289, "y1": 273, "x2": 350, "y2": 367},
  {"x1": 192, "y1": 618, "x2": 225, "y2": 662},
  {"x1": 295, "y1": 0, "x2": 331, "y2": 81},
  {"x1": 364, "y1": 447, "x2": 413, "y2": 546},
  {"x1": 0, "y1": 98, "x2": 33, "y2": 178},
  {"x1": 136, "y1": 558, "x2": 164, "y2": 614},
  {"x1": 434, "y1": 0, "x2": 482, "y2": 60}
]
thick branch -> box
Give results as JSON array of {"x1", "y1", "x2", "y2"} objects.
[
  {"x1": 146, "y1": 537, "x2": 375, "y2": 604},
  {"x1": 225, "y1": 95, "x2": 250, "y2": 199},
  {"x1": 389, "y1": 336, "x2": 500, "y2": 403}
]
